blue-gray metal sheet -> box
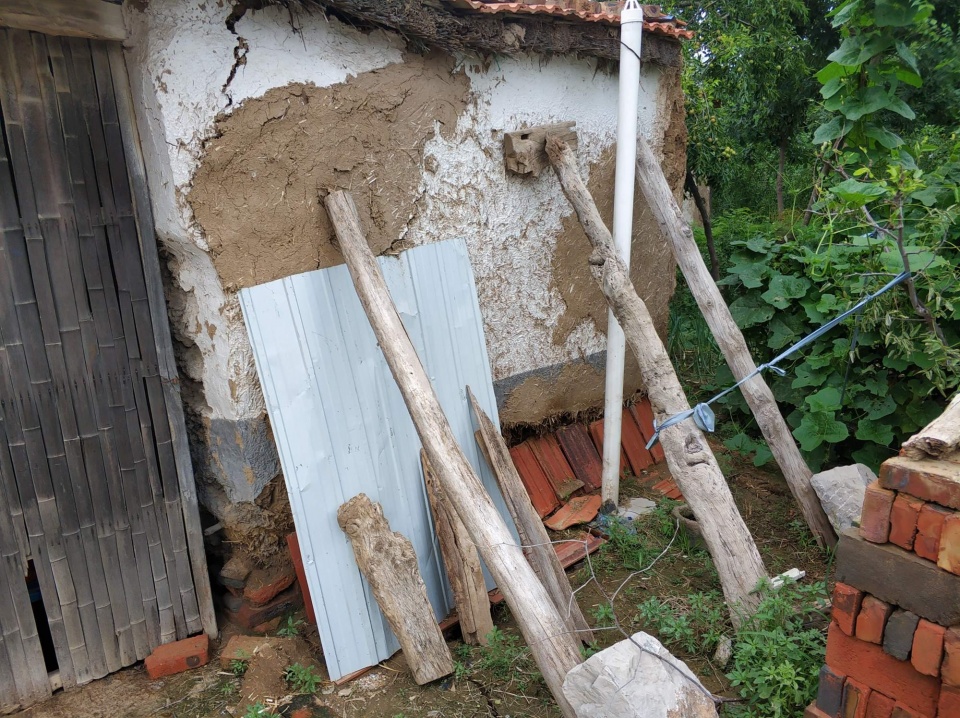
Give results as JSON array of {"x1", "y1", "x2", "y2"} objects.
[{"x1": 239, "y1": 238, "x2": 516, "y2": 680}]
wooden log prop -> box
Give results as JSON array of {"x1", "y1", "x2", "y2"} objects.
[
  {"x1": 324, "y1": 190, "x2": 582, "y2": 718},
  {"x1": 902, "y1": 392, "x2": 960, "y2": 461},
  {"x1": 634, "y1": 134, "x2": 836, "y2": 550},
  {"x1": 467, "y1": 388, "x2": 594, "y2": 643},
  {"x1": 337, "y1": 494, "x2": 454, "y2": 684},
  {"x1": 421, "y1": 450, "x2": 494, "y2": 646},
  {"x1": 545, "y1": 138, "x2": 767, "y2": 621}
]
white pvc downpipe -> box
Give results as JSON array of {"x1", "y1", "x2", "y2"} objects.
[{"x1": 600, "y1": 1, "x2": 643, "y2": 512}]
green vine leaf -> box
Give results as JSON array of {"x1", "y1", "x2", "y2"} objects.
[
  {"x1": 730, "y1": 295, "x2": 776, "y2": 327},
  {"x1": 794, "y1": 411, "x2": 850, "y2": 451},
  {"x1": 761, "y1": 275, "x2": 811, "y2": 309},
  {"x1": 855, "y1": 419, "x2": 894, "y2": 445}
]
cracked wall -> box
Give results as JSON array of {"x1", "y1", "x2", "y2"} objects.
[{"x1": 123, "y1": 0, "x2": 684, "y2": 523}]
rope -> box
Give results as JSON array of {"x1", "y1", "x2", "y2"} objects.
[{"x1": 646, "y1": 271, "x2": 912, "y2": 449}]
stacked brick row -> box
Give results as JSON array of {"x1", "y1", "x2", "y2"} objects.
[{"x1": 807, "y1": 455, "x2": 960, "y2": 718}]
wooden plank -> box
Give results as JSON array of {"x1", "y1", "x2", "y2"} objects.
[
  {"x1": 634, "y1": 133, "x2": 834, "y2": 548},
  {"x1": 469, "y1": 391, "x2": 593, "y2": 642},
  {"x1": 0, "y1": 0, "x2": 126, "y2": 41},
  {"x1": 902, "y1": 393, "x2": 960, "y2": 460},
  {"x1": 547, "y1": 137, "x2": 768, "y2": 622},
  {"x1": 326, "y1": 190, "x2": 581, "y2": 717},
  {"x1": 106, "y1": 42, "x2": 216, "y2": 640},
  {"x1": 556, "y1": 424, "x2": 602, "y2": 492},
  {"x1": 337, "y1": 494, "x2": 454, "y2": 685},
  {"x1": 421, "y1": 450, "x2": 493, "y2": 646}
]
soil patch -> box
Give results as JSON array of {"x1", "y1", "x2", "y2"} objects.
[{"x1": 190, "y1": 52, "x2": 469, "y2": 292}]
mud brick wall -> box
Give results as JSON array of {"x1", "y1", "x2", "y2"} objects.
[{"x1": 806, "y1": 455, "x2": 960, "y2": 718}]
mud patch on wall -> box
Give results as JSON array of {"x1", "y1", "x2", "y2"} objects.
[
  {"x1": 549, "y1": 143, "x2": 679, "y2": 348},
  {"x1": 498, "y1": 352, "x2": 647, "y2": 426},
  {"x1": 190, "y1": 52, "x2": 469, "y2": 291}
]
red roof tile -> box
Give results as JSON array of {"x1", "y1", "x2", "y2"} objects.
[{"x1": 444, "y1": 1, "x2": 694, "y2": 40}]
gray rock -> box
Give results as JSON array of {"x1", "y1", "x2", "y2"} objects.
[
  {"x1": 811, "y1": 463, "x2": 878, "y2": 534},
  {"x1": 562, "y1": 632, "x2": 718, "y2": 718}
]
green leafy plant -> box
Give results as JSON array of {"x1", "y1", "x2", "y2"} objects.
[
  {"x1": 230, "y1": 657, "x2": 249, "y2": 677},
  {"x1": 637, "y1": 591, "x2": 727, "y2": 656},
  {"x1": 591, "y1": 602, "x2": 615, "y2": 627},
  {"x1": 284, "y1": 663, "x2": 322, "y2": 694},
  {"x1": 277, "y1": 615, "x2": 304, "y2": 638},
  {"x1": 726, "y1": 580, "x2": 829, "y2": 718},
  {"x1": 242, "y1": 703, "x2": 270, "y2": 718},
  {"x1": 474, "y1": 627, "x2": 541, "y2": 692}
]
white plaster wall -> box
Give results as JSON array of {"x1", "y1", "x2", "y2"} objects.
[
  {"x1": 410, "y1": 57, "x2": 664, "y2": 380},
  {"x1": 123, "y1": 0, "x2": 673, "y2": 429}
]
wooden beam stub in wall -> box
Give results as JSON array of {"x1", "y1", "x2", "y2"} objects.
[
  {"x1": 0, "y1": 0, "x2": 126, "y2": 41},
  {"x1": 504, "y1": 122, "x2": 577, "y2": 178}
]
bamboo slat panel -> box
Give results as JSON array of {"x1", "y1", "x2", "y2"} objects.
[{"x1": 0, "y1": 28, "x2": 214, "y2": 710}]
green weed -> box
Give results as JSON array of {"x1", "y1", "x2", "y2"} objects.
[
  {"x1": 284, "y1": 663, "x2": 322, "y2": 694},
  {"x1": 277, "y1": 615, "x2": 304, "y2": 638}
]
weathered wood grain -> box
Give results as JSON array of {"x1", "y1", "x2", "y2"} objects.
[
  {"x1": 421, "y1": 450, "x2": 493, "y2": 646},
  {"x1": 902, "y1": 393, "x2": 960, "y2": 461},
  {"x1": 325, "y1": 189, "x2": 582, "y2": 717},
  {"x1": 338, "y1": 494, "x2": 454, "y2": 684},
  {"x1": 547, "y1": 137, "x2": 767, "y2": 621},
  {"x1": 634, "y1": 133, "x2": 835, "y2": 550}
]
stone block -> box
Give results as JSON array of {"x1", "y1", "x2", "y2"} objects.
[
  {"x1": 562, "y1": 632, "x2": 718, "y2": 717},
  {"x1": 882, "y1": 610, "x2": 919, "y2": 661},
  {"x1": 811, "y1": 463, "x2": 877, "y2": 534}
]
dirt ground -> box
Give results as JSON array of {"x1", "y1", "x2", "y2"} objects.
[{"x1": 15, "y1": 444, "x2": 830, "y2": 718}]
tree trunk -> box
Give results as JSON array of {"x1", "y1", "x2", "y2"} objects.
[
  {"x1": 468, "y1": 388, "x2": 594, "y2": 643},
  {"x1": 684, "y1": 170, "x2": 719, "y2": 280},
  {"x1": 634, "y1": 134, "x2": 837, "y2": 550},
  {"x1": 777, "y1": 139, "x2": 787, "y2": 217},
  {"x1": 420, "y1": 451, "x2": 494, "y2": 646},
  {"x1": 337, "y1": 494, "x2": 454, "y2": 685},
  {"x1": 546, "y1": 138, "x2": 768, "y2": 622},
  {"x1": 325, "y1": 190, "x2": 582, "y2": 718}
]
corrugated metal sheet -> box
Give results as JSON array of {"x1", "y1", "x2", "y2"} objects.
[{"x1": 239, "y1": 238, "x2": 516, "y2": 680}]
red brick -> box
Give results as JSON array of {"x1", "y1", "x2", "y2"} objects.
[
  {"x1": 889, "y1": 495, "x2": 924, "y2": 551},
  {"x1": 630, "y1": 398, "x2": 665, "y2": 463},
  {"x1": 856, "y1": 596, "x2": 893, "y2": 644},
  {"x1": 879, "y1": 457, "x2": 960, "y2": 511},
  {"x1": 588, "y1": 419, "x2": 628, "y2": 479},
  {"x1": 842, "y1": 677, "x2": 871, "y2": 718},
  {"x1": 244, "y1": 564, "x2": 297, "y2": 606},
  {"x1": 509, "y1": 442, "x2": 560, "y2": 518},
  {"x1": 860, "y1": 481, "x2": 896, "y2": 543},
  {"x1": 914, "y1": 503, "x2": 950, "y2": 562},
  {"x1": 528, "y1": 434, "x2": 583, "y2": 499},
  {"x1": 944, "y1": 627, "x2": 960, "y2": 688},
  {"x1": 938, "y1": 684, "x2": 960, "y2": 718},
  {"x1": 222, "y1": 584, "x2": 303, "y2": 631},
  {"x1": 556, "y1": 424, "x2": 603, "y2": 492},
  {"x1": 825, "y1": 622, "x2": 941, "y2": 716},
  {"x1": 291, "y1": 710, "x2": 311, "y2": 718},
  {"x1": 910, "y1": 619, "x2": 944, "y2": 678},
  {"x1": 287, "y1": 532, "x2": 316, "y2": 626},
  {"x1": 619, "y1": 408, "x2": 654, "y2": 475},
  {"x1": 144, "y1": 634, "x2": 210, "y2": 679},
  {"x1": 833, "y1": 583, "x2": 865, "y2": 636},
  {"x1": 890, "y1": 705, "x2": 928, "y2": 718},
  {"x1": 865, "y1": 692, "x2": 896, "y2": 718},
  {"x1": 938, "y1": 513, "x2": 960, "y2": 576}
]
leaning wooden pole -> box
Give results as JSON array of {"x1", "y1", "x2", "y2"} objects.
[
  {"x1": 324, "y1": 190, "x2": 581, "y2": 717},
  {"x1": 636, "y1": 136, "x2": 836, "y2": 550},
  {"x1": 546, "y1": 138, "x2": 767, "y2": 621}
]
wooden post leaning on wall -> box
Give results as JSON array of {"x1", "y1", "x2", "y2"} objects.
[
  {"x1": 468, "y1": 388, "x2": 594, "y2": 643},
  {"x1": 635, "y1": 135, "x2": 836, "y2": 550},
  {"x1": 546, "y1": 138, "x2": 767, "y2": 622},
  {"x1": 337, "y1": 494, "x2": 453, "y2": 684},
  {"x1": 421, "y1": 450, "x2": 494, "y2": 646},
  {"x1": 324, "y1": 190, "x2": 582, "y2": 718}
]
